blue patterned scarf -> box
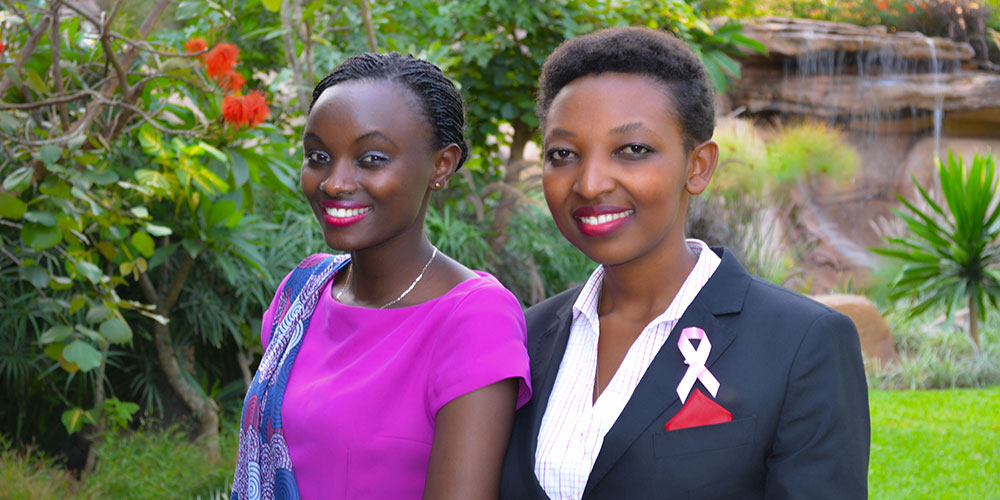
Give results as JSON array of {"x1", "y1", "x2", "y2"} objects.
[{"x1": 231, "y1": 254, "x2": 348, "y2": 500}]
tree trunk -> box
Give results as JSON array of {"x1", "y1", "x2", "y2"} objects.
[
  {"x1": 81, "y1": 344, "x2": 109, "y2": 478},
  {"x1": 140, "y1": 252, "x2": 221, "y2": 460},
  {"x1": 153, "y1": 321, "x2": 221, "y2": 459},
  {"x1": 969, "y1": 295, "x2": 981, "y2": 352},
  {"x1": 489, "y1": 121, "x2": 532, "y2": 256}
]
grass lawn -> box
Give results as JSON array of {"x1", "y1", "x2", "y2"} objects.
[{"x1": 869, "y1": 387, "x2": 1000, "y2": 499}]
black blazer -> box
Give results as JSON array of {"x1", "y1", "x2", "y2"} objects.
[{"x1": 501, "y1": 248, "x2": 870, "y2": 499}]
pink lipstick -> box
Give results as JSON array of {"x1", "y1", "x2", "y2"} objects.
[
  {"x1": 572, "y1": 205, "x2": 635, "y2": 237},
  {"x1": 321, "y1": 201, "x2": 372, "y2": 227}
]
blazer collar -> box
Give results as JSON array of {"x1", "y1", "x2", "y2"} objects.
[{"x1": 584, "y1": 247, "x2": 752, "y2": 495}]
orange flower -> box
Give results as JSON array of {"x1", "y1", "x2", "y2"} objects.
[
  {"x1": 185, "y1": 37, "x2": 207, "y2": 54},
  {"x1": 244, "y1": 91, "x2": 270, "y2": 127},
  {"x1": 905, "y1": 3, "x2": 916, "y2": 12},
  {"x1": 218, "y1": 70, "x2": 245, "y2": 92},
  {"x1": 204, "y1": 43, "x2": 239, "y2": 79},
  {"x1": 876, "y1": 0, "x2": 889, "y2": 10},
  {"x1": 222, "y1": 91, "x2": 269, "y2": 128}
]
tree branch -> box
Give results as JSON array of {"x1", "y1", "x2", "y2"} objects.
[
  {"x1": 138, "y1": 270, "x2": 160, "y2": 305},
  {"x1": 0, "y1": 14, "x2": 52, "y2": 96},
  {"x1": 360, "y1": 0, "x2": 378, "y2": 52},
  {"x1": 49, "y1": 1, "x2": 71, "y2": 132},
  {"x1": 163, "y1": 252, "x2": 195, "y2": 313},
  {"x1": 0, "y1": 91, "x2": 90, "y2": 110}
]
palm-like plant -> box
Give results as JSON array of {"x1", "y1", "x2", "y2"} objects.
[{"x1": 874, "y1": 151, "x2": 1000, "y2": 350}]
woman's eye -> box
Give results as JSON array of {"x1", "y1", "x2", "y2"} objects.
[
  {"x1": 617, "y1": 143, "x2": 653, "y2": 159},
  {"x1": 358, "y1": 152, "x2": 390, "y2": 166},
  {"x1": 546, "y1": 148, "x2": 576, "y2": 163},
  {"x1": 305, "y1": 151, "x2": 330, "y2": 164}
]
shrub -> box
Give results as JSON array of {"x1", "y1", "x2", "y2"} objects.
[{"x1": 873, "y1": 152, "x2": 1000, "y2": 350}]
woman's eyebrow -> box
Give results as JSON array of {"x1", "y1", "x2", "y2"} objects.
[
  {"x1": 354, "y1": 130, "x2": 398, "y2": 148},
  {"x1": 547, "y1": 128, "x2": 577, "y2": 138},
  {"x1": 303, "y1": 132, "x2": 324, "y2": 145},
  {"x1": 608, "y1": 122, "x2": 642, "y2": 135}
]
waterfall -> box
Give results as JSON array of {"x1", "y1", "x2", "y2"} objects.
[{"x1": 925, "y1": 35, "x2": 943, "y2": 162}]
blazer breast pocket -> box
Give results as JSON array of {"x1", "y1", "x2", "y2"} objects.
[
  {"x1": 653, "y1": 415, "x2": 756, "y2": 457},
  {"x1": 649, "y1": 416, "x2": 757, "y2": 491}
]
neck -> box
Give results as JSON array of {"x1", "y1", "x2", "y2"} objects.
[
  {"x1": 346, "y1": 228, "x2": 437, "y2": 307},
  {"x1": 597, "y1": 236, "x2": 698, "y2": 322}
]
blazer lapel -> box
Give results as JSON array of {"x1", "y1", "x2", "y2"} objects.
[
  {"x1": 583, "y1": 249, "x2": 751, "y2": 496},
  {"x1": 512, "y1": 286, "x2": 579, "y2": 498}
]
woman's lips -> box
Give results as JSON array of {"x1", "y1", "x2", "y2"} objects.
[
  {"x1": 320, "y1": 201, "x2": 372, "y2": 227},
  {"x1": 572, "y1": 206, "x2": 635, "y2": 237}
]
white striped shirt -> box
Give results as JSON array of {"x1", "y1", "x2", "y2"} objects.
[{"x1": 533, "y1": 239, "x2": 721, "y2": 500}]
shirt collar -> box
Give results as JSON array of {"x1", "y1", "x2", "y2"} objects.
[{"x1": 571, "y1": 239, "x2": 719, "y2": 328}]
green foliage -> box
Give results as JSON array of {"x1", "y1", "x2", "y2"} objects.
[
  {"x1": 867, "y1": 306, "x2": 1000, "y2": 390},
  {"x1": 688, "y1": 119, "x2": 859, "y2": 287},
  {"x1": 873, "y1": 152, "x2": 1000, "y2": 348},
  {"x1": 868, "y1": 387, "x2": 1000, "y2": 499}
]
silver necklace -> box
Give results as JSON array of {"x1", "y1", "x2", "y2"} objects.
[{"x1": 335, "y1": 247, "x2": 438, "y2": 309}]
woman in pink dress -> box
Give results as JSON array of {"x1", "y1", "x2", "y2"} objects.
[{"x1": 231, "y1": 52, "x2": 532, "y2": 500}]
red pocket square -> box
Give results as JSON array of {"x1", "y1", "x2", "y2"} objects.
[{"x1": 665, "y1": 388, "x2": 732, "y2": 431}]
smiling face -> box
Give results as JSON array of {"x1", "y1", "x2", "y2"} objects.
[
  {"x1": 301, "y1": 79, "x2": 449, "y2": 252},
  {"x1": 541, "y1": 72, "x2": 717, "y2": 267}
]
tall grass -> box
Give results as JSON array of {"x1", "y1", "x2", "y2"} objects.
[{"x1": 0, "y1": 420, "x2": 239, "y2": 499}]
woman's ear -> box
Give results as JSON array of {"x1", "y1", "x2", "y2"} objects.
[
  {"x1": 429, "y1": 143, "x2": 462, "y2": 190},
  {"x1": 685, "y1": 139, "x2": 719, "y2": 195}
]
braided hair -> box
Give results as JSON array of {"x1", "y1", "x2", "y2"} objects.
[
  {"x1": 311, "y1": 52, "x2": 469, "y2": 169},
  {"x1": 537, "y1": 27, "x2": 715, "y2": 152}
]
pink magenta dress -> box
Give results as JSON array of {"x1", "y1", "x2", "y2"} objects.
[{"x1": 259, "y1": 262, "x2": 532, "y2": 499}]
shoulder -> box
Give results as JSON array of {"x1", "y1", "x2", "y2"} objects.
[
  {"x1": 442, "y1": 271, "x2": 524, "y2": 313},
  {"x1": 524, "y1": 284, "x2": 582, "y2": 326}
]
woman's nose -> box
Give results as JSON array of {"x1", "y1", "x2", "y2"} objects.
[
  {"x1": 573, "y1": 157, "x2": 615, "y2": 199},
  {"x1": 320, "y1": 159, "x2": 358, "y2": 196}
]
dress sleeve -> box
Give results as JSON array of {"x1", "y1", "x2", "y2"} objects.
[{"x1": 427, "y1": 283, "x2": 532, "y2": 416}]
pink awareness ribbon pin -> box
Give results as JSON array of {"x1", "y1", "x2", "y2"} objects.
[{"x1": 676, "y1": 327, "x2": 720, "y2": 403}]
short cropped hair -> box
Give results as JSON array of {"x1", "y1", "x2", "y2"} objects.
[
  {"x1": 311, "y1": 52, "x2": 469, "y2": 169},
  {"x1": 537, "y1": 26, "x2": 715, "y2": 150}
]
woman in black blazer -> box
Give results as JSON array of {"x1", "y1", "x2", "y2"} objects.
[{"x1": 500, "y1": 27, "x2": 870, "y2": 499}]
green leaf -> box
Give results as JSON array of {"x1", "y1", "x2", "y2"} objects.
[
  {"x1": 75, "y1": 260, "x2": 102, "y2": 284},
  {"x1": 130, "y1": 206, "x2": 149, "y2": 219},
  {"x1": 39, "y1": 145, "x2": 62, "y2": 165},
  {"x1": 130, "y1": 231, "x2": 155, "y2": 258},
  {"x1": 149, "y1": 242, "x2": 178, "y2": 270},
  {"x1": 198, "y1": 142, "x2": 227, "y2": 163},
  {"x1": 230, "y1": 150, "x2": 250, "y2": 187},
  {"x1": 207, "y1": 199, "x2": 238, "y2": 227},
  {"x1": 23, "y1": 210, "x2": 57, "y2": 226},
  {"x1": 62, "y1": 340, "x2": 101, "y2": 372},
  {"x1": 180, "y1": 238, "x2": 205, "y2": 258},
  {"x1": 83, "y1": 169, "x2": 119, "y2": 186},
  {"x1": 3, "y1": 166, "x2": 34, "y2": 192},
  {"x1": 61, "y1": 407, "x2": 98, "y2": 435},
  {"x1": 262, "y1": 0, "x2": 282, "y2": 11},
  {"x1": 21, "y1": 222, "x2": 62, "y2": 250},
  {"x1": 137, "y1": 125, "x2": 165, "y2": 157},
  {"x1": 0, "y1": 193, "x2": 27, "y2": 219},
  {"x1": 146, "y1": 223, "x2": 172, "y2": 237},
  {"x1": 49, "y1": 275, "x2": 73, "y2": 290},
  {"x1": 40, "y1": 325, "x2": 74, "y2": 344},
  {"x1": 44, "y1": 343, "x2": 64, "y2": 360},
  {"x1": 99, "y1": 317, "x2": 133, "y2": 344},
  {"x1": 86, "y1": 305, "x2": 111, "y2": 324},
  {"x1": 25, "y1": 69, "x2": 50, "y2": 94},
  {"x1": 20, "y1": 264, "x2": 50, "y2": 288}
]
